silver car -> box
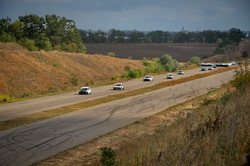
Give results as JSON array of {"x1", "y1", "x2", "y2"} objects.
[
  {"x1": 113, "y1": 83, "x2": 125, "y2": 90},
  {"x1": 143, "y1": 75, "x2": 153, "y2": 81},
  {"x1": 177, "y1": 70, "x2": 184, "y2": 75},
  {"x1": 167, "y1": 73, "x2": 174, "y2": 79}
]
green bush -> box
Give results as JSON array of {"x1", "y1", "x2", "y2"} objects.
[
  {"x1": 189, "y1": 56, "x2": 202, "y2": 66},
  {"x1": 213, "y1": 47, "x2": 225, "y2": 55},
  {"x1": 159, "y1": 54, "x2": 179, "y2": 72},
  {"x1": 107, "y1": 52, "x2": 116, "y2": 57},
  {"x1": 127, "y1": 69, "x2": 145, "y2": 78},
  {"x1": 18, "y1": 38, "x2": 39, "y2": 51},
  {"x1": 230, "y1": 64, "x2": 250, "y2": 91},
  {"x1": 99, "y1": 147, "x2": 117, "y2": 166}
]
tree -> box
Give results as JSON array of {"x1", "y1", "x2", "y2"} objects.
[
  {"x1": 228, "y1": 28, "x2": 244, "y2": 43},
  {"x1": 19, "y1": 14, "x2": 45, "y2": 39},
  {"x1": 35, "y1": 33, "x2": 52, "y2": 51},
  {"x1": 160, "y1": 54, "x2": 179, "y2": 72},
  {"x1": 127, "y1": 30, "x2": 145, "y2": 43}
]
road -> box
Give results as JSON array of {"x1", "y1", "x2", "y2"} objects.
[
  {"x1": 1, "y1": 68, "x2": 205, "y2": 121},
  {"x1": 0, "y1": 69, "x2": 234, "y2": 166}
]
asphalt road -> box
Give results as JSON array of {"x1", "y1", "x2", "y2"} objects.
[
  {"x1": 1, "y1": 68, "x2": 206, "y2": 121},
  {"x1": 0, "y1": 69, "x2": 234, "y2": 166}
]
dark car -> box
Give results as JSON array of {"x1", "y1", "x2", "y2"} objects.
[{"x1": 201, "y1": 67, "x2": 207, "y2": 71}]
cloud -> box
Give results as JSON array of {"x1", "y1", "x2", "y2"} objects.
[{"x1": 0, "y1": 0, "x2": 249, "y2": 31}]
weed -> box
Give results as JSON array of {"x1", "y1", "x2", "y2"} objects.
[{"x1": 70, "y1": 74, "x2": 78, "y2": 86}]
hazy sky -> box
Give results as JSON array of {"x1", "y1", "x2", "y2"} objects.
[{"x1": 0, "y1": 0, "x2": 249, "y2": 31}]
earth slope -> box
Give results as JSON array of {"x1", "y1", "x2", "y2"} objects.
[{"x1": 0, "y1": 43, "x2": 145, "y2": 98}]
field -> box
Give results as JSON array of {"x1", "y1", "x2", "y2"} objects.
[{"x1": 86, "y1": 43, "x2": 217, "y2": 61}]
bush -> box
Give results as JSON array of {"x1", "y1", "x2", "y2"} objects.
[
  {"x1": 213, "y1": 47, "x2": 225, "y2": 55},
  {"x1": 242, "y1": 51, "x2": 249, "y2": 58},
  {"x1": 127, "y1": 69, "x2": 145, "y2": 78},
  {"x1": 230, "y1": 64, "x2": 250, "y2": 91},
  {"x1": 107, "y1": 52, "x2": 116, "y2": 57},
  {"x1": 159, "y1": 54, "x2": 179, "y2": 72},
  {"x1": 99, "y1": 147, "x2": 117, "y2": 166},
  {"x1": 18, "y1": 38, "x2": 39, "y2": 51},
  {"x1": 70, "y1": 74, "x2": 79, "y2": 86},
  {"x1": 189, "y1": 56, "x2": 201, "y2": 66}
]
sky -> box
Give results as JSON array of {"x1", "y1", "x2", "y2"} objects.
[{"x1": 0, "y1": 0, "x2": 249, "y2": 32}]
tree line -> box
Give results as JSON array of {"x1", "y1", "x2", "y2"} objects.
[
  {"x1": 0, "y1": 14, "x2": 86, "y2": 53},
  {"x1": 0, "y1": 14, "x2": 248, "y2": 52},
  {"x1": 81, "y1": 28, "x2": 247, "y2": 44}
]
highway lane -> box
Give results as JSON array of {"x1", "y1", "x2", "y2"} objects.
[
  {"x1": 1, "y1": 68, "x2": 203, "y2": 121},
  {"x1": 0, "y1": 70, "x2": 234, "y2": 166}
]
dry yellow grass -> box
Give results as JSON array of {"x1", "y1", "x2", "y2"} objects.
[{"x1": 0, "y1": 42, "x2": 145, "y2": 98}]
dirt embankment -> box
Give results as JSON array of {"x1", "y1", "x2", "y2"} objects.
[{"x1": 0, "y1": 43, "x2": 145, "y2": 98}]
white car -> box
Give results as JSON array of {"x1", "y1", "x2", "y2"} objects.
[
  {"x1": 79, "y1": 87, "x2": 92, "y2": 95},
  {"x1": 167, "y1": 73, "x2": 174, "y2": 79},
  {"x1": 113, "y1": 83, "x2": 125, "y2": 90},
  {"x1": 208, "y1": 67, "x2": 214, "y2": 70},
  {"x1": 177, "y1": 70, "x2": 184, "y2": 75},
  {"x1": 143, "y1": 75, "x2": 153, "y2": 81}
]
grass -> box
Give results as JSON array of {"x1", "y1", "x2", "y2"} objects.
[
  {"x1": 110, "y1": 84, "x2": 250, "y2": 166},
  {"x1": 0, "y1": 66, "x2": 236, "y2": 131}
]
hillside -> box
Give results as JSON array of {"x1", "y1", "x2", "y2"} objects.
[
  {"x1": 0, "y1": 43, "x2": 145, "y2": 98},
  {"x1": 202, "y1": 40, "x2": 250, "y2": 62}
]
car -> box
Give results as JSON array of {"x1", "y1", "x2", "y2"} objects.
[
  {"x1": 79, "y1": 87, "x2": 92, "y2": 95},
  {"x1": 212, "y1": 64, "x2": 217, "y2": 68},
  {"x1": 143, "y1": 75, "x2": 153, "y2": 81},
  {"x1": 177, "y1": 70, "x2": 184, "y2": 75},
  {"x1": 113, "y1": 83, "x2": 125, "y2": 90},
  {"x1": 201, "y1": 67, "x2": 207, "y2": 71},
  {"x1": 167, "y1": 73, "x2": 174, "y2": 79},
  {"x1": 208, "y1": 67, "x2": 213, "y2": 70}
]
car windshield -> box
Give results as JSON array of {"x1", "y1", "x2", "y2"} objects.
[
  {"x1": 145, "y1": 75, "x2": 151, "y2": 78},
  {"x1": 115, "y1": 83, "x2": 122, "y2": 86},
  {"x1": 81, "y1": 88, "x2": 88, "y2": 91}
]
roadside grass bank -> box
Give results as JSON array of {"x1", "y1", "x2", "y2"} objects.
[
  {"x1": 0, "y1": 67, "x2": 236, "y2": 131},
  {"x1": 33, "y1": 83, "x2": 245, "y2": 166},
  {"x1": 0, "y1": 62, "x2": 197, "y2": 104}
]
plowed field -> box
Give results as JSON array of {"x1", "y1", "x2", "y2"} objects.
[{"x1": 86, "y1": 43, "x2": 217, "y2": 61}]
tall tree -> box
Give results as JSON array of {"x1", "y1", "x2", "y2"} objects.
[
  {"x1": 228, "y1": 28, "x2": 244, "y2": 42},
  {"x1": 19, "y1": 14, "x2": 45, "y2": 39}
]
